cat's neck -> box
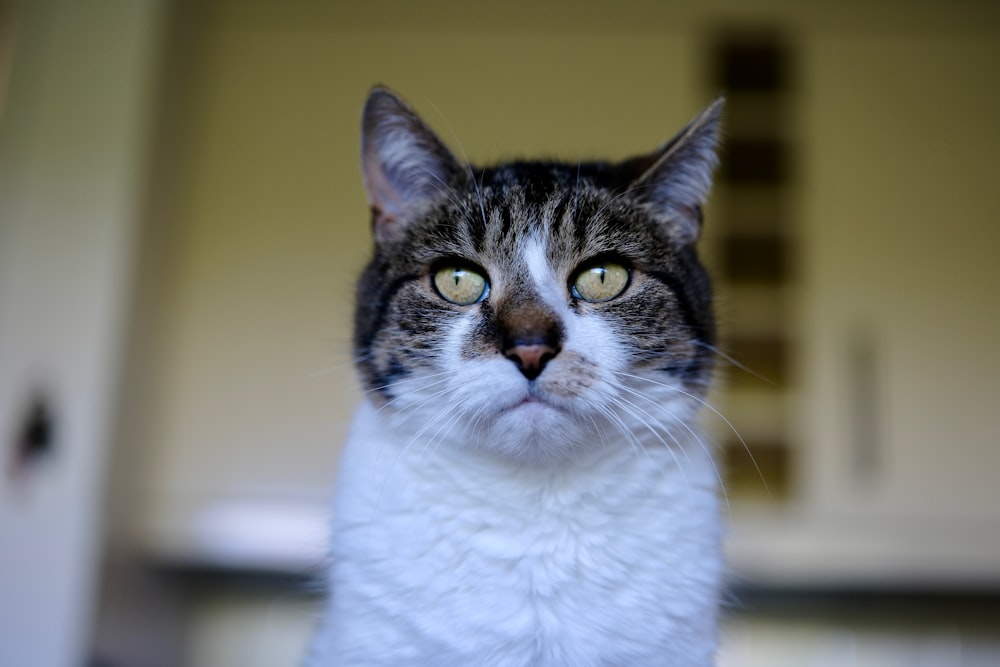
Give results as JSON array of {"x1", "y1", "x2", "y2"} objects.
[{"x1": 337, "y1": 399, "x2": 717, "y2": 509}]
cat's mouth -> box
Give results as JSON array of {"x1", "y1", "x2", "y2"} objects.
[
  {"x1": 500, "y1": 388, "x2": 564, "y2": 415},
  {"x1": 516, "y1": 395, "x2": 546, "y2": 407}
]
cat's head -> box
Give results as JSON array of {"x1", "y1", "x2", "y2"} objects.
[{"x1": 354, "y1": 87, "x2": 721, "y2": 462}]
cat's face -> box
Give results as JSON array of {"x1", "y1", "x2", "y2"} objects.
[{"x1": 354, "y1": 88, "x2": 720, "y2": 461}]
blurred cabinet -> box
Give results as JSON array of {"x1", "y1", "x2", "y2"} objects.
[{"x1": 725, "y1": 29, "x2": 1000, "y2": 588}]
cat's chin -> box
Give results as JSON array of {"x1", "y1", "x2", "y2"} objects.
[{"x1": 476, "y1": 395, "x2": 591, "y2": 461}]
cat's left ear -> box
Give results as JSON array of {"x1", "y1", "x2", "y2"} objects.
[
  {"x1": 361, "y1": 86, "x2": 468, "y2": 244},
  {"x1": 627, "y1": 98, "x2": 724, "y2": 245}
]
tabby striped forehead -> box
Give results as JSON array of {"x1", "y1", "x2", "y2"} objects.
[{"x1": 395, "y1": 162, "x2": 675, "y2": 277}]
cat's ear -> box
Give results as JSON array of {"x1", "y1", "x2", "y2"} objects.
[
  {"x1": 361, "y1": 86, "x2": 467, "y2": 243},
  {"x1": 627, "y1": 98, "x2": 724, "y2": 245}
]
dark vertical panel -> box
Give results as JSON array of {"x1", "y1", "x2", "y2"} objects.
[{"x1": 713, "y1": 34, "x2": 790, "y2": 92}]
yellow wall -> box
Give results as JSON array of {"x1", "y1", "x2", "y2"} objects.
[{"x1": 128, "y1": 0, "x2": 1000, "y2": 579}]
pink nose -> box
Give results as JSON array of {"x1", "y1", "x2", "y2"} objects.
[{"x1": 504, "y1": 342, "x2": 559, "y2": 381}]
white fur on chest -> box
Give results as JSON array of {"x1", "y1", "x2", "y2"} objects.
[{"x1": 310, "y1": 401, "x2": 722, "y2": 667}]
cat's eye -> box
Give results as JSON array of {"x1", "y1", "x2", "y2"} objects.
[
  {"x1": 572, "y1": 262, "x2": 630, "y2": 303},
  {"x1": 433, "y1": 266, "x2": 488, "y2": 305}
]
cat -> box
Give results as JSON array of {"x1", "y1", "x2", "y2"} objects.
[{"x1": 308, "y1": 86, "x2": 724, "y2": 666}]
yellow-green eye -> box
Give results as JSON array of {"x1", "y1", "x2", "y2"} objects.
[
  {"x1": 572, "y1": 263, "x2": 630, "y2": 303},
  {"x1": 433, "y1": 266, "x2": 488, "y2": 305}
]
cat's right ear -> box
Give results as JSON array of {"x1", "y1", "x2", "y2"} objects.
[
  {"x1": 626, "y1": 98, "x2": 724, "y2": 246},
  {"x1": 361, "y1": 87, "x2": 466, "y2": 244}
]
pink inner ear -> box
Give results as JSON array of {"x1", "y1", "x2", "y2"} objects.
[
  {"x1": 363, "y1": 150, "x2": 405, "y2": 218},
  {"x1": 369, "y1": 205, "x2": 399, "y2": 242},
  {"x1": 363, "y1": 151, "x2": 408, "y2": 242}
]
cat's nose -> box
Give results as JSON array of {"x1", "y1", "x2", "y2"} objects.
[{"x1": 504, "y1": 340, "x2": 560, "y2": 381}]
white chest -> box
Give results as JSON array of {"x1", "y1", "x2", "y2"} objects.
[{"x1": 311, "y1": 402, "x2": 722, "y2": 666}]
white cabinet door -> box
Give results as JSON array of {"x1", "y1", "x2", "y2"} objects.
[
  {"x1": 0, "y1": 2, "x2": 165, "y2": 665},
  {"x1": 729, "y1": 32, "x2": 1000, "y2": 587}
]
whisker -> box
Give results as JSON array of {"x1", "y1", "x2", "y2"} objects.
[
  {"x1": 307, "y1": 363, "x2": 355, "y2": 379},
  {"x1": 615, "y1": 370, "x2": 770, "y2": 498},
  {"x1": 584, "y1": 411, "x2": 613, "y2": 454},
  {"x1": 605, "y1": 396, "x2": 693, "y2": 489},
  {"x1": 374, "y1": 382, "x2": 453, "y2": 428},
  {"x1": 692, "y1": 340, "x2": 775, "y2": 386},
  {"x1": 364, "y1": 377, "x2": 453, "y2": 425},
  {"x1": 367, "y1": 370, "x2": 454, "y2": 395},
  {"x1": 608, "y1": 392, "x2": 692, "y2": 464},
  {"x1": 307, "y1": 351, "x2": 374, "y2": 379},
  {"x1": 588, "y1": 181, "x2": 655, "y2": 225},
  {"x1": 368, "y1": 399, "x2": 456, "y2": 523},
  {"x1": 427, "y1": 99, "x2": 489, "y2": 230},
  {"x1": 369, "y1": 383, "x2": 454, "y2": 474},
  {"x1": 416, "y1": 166, "x2": 482, "y2": 226},
  {"x1": 417, "y1": 406, "x2": 466, "y2": 460},
  {"x1": 592, "y1": 402, "x2": 649, "y2": 461},
  {"x1": 606, "y1": 394, "x2": 674, "y2": 454},
  {"x1": 614, "y1": 383, "x2": 731, "y2": 515},
  {"x1": 571, "y1": 159, "x2": 582, "y2": 224}
]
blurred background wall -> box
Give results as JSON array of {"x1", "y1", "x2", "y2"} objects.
[{"x1": 1, "y1": 0, "x2": 999, "y2": 665}]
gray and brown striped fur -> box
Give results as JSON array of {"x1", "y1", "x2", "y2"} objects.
[{"x1": 354, "y1": 87, "x2": 721, "y2": 459}]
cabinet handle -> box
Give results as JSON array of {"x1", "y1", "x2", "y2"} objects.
[
  {"x1": 847, "y1": 326, "x2": 881, "y2": 487},
  {"x1": 9, "y1": 391, "x2": 57, "y2": 480}
]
